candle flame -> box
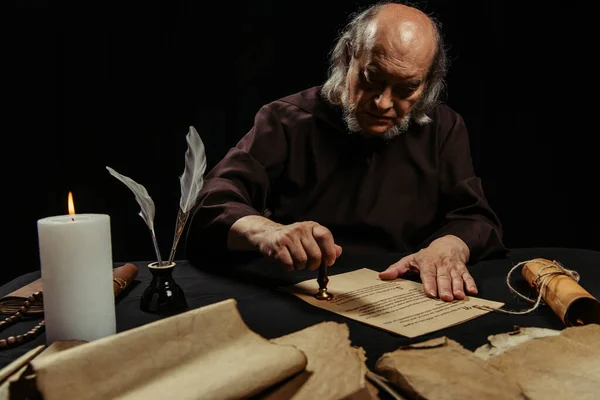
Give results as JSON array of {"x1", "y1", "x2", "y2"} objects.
[{"x1": 68, "y1": 192, "x2": 76, "y2": 215}]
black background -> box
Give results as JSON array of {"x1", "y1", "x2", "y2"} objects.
[{"x1": 6, "y1": 0, "x2": 598, "y2": 285}]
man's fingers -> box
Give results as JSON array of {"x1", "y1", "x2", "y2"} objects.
[
  {"x1": 335, "y1": 244, "x2": 343, "y2": 258},
  {"x1": 436, "y1": 271, "x2": 454, "y2": 301},
  {"x1": 462, "y1": 271, "x2": 478, "y2": 295},
  {"x1": 419, "y1": 265, "x2": 438, "y2": 298},
  {"x1": 450, "y1": 268, "x2": 465, "y2": 300},
  {"x1": 379, "y1": 258, "x2": 411, "y2": 280},
  {"x1": 286, "y1": 238, "x2": 309, "y2": 270},
  {"x1": 273, "y1": 247, "x2": 295, "y2": 272},
  {"x1": 300, "y1": 235, "x2": 322, "y2": 271},
  {"x1": 312, "y1": 224, "x2": 337, "y2": 269}
]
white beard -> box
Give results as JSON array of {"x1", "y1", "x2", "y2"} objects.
[{"x1": 340, "y1": 91, "x2": 411, "y2": 140}]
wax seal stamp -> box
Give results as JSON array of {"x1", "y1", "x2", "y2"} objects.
[{"x1": 314, "y1": 261, "x2": 334, "y2": 301}]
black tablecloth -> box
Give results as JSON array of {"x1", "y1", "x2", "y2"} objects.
[{"x1": 1, "y1": 247, "x2": 599, "y2": 372}]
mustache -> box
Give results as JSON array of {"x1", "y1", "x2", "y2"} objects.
[{"x1": 341, "y1": 102, "x2": 411, "y2": 138}]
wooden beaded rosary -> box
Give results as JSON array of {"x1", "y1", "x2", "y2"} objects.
[{"x1": 0, "y1": 292, "x2": 45, "y2": 349}]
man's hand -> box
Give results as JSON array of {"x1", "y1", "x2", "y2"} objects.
[
  {"x1": 379, "y1": 235, "x2": 475, "y2": 301},
  {"x1": 228, "y1": 216, "x2": 342, "y2": 271}
]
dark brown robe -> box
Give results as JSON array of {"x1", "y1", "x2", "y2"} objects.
[{"x1": 185, "y1": 86, "x2": 507, "y2": 264}]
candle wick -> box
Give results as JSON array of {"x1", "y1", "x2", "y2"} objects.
[{"x1": 71, "y1": 216, "x2": 75, "y2": 222}]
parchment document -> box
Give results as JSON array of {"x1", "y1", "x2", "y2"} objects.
[
  {"x1": 374, "y1": 324, "x2": 600, "y2": 400},
  {"x1": 30, "y1": 299, "x2": 308, "y2": 400},
  {"x1": 375, "y1": 337, "x2": 525, "y2": 400},
  {"x1": 280, "y1": 268, "x2": 504, "y2": 338},
  {"x1": 262, "y1": 322, "x2": 376, "y2": 400}
]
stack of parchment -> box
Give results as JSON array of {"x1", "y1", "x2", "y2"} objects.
[
  {"x1": 0, "y1": 299, "x2": 378, "y2": 400},
  {"x1": 375, "y1": 324, "x2": 600, "y2": 400},
  {"x1": 1, "y1": 298, "x2": 598, "y2": 400}
]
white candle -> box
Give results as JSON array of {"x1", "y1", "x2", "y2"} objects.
[{"x1": 37, "y1": 212, "x2": 116, "y2": 344}]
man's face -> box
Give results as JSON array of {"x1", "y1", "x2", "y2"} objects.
[{"x1": 342, "y1": 45, "x2": 430, "y2": 138}]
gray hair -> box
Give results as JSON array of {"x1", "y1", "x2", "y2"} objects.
[{"x1": 321, "y1": 1, "x2": 448, "y2": 126}]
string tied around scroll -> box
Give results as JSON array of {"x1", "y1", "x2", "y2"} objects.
[{"x1": 477, "y1": 259, "x2": 580, "y2": 315}]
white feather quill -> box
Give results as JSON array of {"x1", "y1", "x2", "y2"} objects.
[
  {"x1": 167, "y1": 126, "x2": 207, "y2": 264},
  {"x1": 106, "y1": 166, "x2": 164, "y2": 265},
  {"x1": 179, "y1": 126, "x2": 207, "y2": 213}
]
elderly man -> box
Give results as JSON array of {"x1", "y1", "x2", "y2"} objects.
[{"x1": 186, "y1": 1, "x2": 507, "y2": 301}]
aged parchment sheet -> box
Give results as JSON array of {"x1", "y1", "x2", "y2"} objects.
[
  {"x1": 280, "y1": 268, "x2": 504, "y2": 338},
  {"x1": 31, "y1": 299, "x2": 308, "y2": 400}
]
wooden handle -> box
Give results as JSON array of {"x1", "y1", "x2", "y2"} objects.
[{"x1": 317, "y1": 262, "x2": 329, "y2": 290}]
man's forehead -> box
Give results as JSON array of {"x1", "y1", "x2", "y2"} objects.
[
  {"x1": 357, "y1": 17, "x2": 435, "y2": 76},
  {"x1": 359, "y1": 50, "x2": 428, "y2": 81}
]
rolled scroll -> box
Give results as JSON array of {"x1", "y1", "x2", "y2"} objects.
[
  {"x1": 522, "y1": 258, "x2": 600, "y2": 326},
  {"x1": 0, "y1": 263, "x2": 138, "y2": 315}
]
